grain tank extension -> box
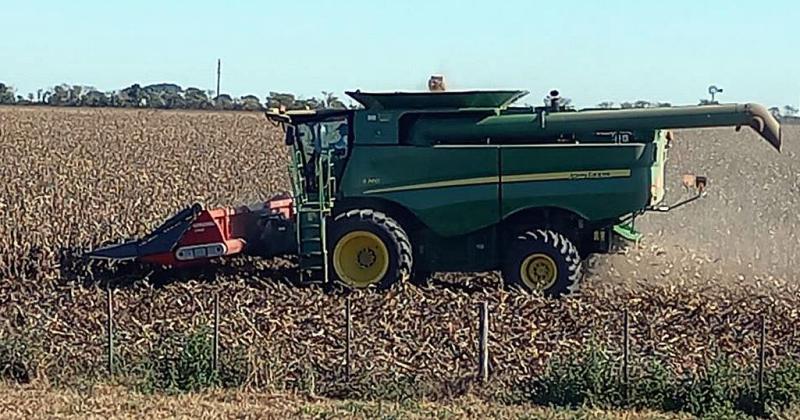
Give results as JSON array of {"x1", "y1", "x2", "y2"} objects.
[{"x1": 87, "y1": 89, "x2": 781, "y2": 297}]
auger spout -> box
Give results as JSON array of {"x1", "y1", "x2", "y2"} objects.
[{"x1": 740, "y1": 103, "x2": 781, "y2": 150}]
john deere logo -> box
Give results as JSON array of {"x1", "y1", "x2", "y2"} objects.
[{"x1": 569, "y1": 171, "x2": 614, "y2": 180}]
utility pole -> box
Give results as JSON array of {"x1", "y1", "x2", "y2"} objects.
[{"x1": 216, "y1": 59, "x2": 221, "y2": 99}]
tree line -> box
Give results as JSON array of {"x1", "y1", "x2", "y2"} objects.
[
  {"x1": 0, "y1": 82, "x2": 348, "y2": 111},
  {"x1": 0, "y1": 82, "x2": 797, "y2": 119},
  {"x1": 600, "y1": 99, "x2": 798, "y2": 119}
]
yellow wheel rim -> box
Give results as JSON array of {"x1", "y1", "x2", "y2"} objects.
[
  {"x1": 520, "y1": 253, "x2": 558, "y2": 291},
  {"x1": 333, "y1": 231, "x2": 390, "y2": 288}
]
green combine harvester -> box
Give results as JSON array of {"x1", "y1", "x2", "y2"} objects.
[{"x1": 88, "y1": 88, "x2": 781, "y2": 297}]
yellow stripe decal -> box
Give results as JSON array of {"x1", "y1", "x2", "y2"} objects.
[
  {"x1": 364, "y1": 169, "x2": 631, "y2": 194},
  {"x1": 365, "y1": 176, "x2": 498, "y2": 194},
  {"x1": 503, "y1": 169, "x2": 631, "y2": 183}
]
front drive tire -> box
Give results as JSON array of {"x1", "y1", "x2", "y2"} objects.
[
  {"x1": 502, "y1": 229, "x2": 582, "y2": 298},
  {"x1": 329, "y1": 209, "x2": 412, "y2": 289}
]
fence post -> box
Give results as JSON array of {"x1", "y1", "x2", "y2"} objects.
[
  {"x1": 758, "y1": 313, "x2": 766, "y2": 414},
  {"x1": 106, "y1": 285, "x2": 114, "y2": 376},
  {"x1": 478, "y1": 301, "x2": 489, "y2": 383},
  {"x1": 213, "y1": 290, "x2": 220, "y2": 373},
  {"x1": 623, "y1": 308, "x2": 630, "y2": 405},
  {"x1": 345, "y1": 295, "x2": 352, "y2": 380}
]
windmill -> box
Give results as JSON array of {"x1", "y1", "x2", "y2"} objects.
[{"x1": 708, "y1": 85, "x2": 723, "y2": 103}]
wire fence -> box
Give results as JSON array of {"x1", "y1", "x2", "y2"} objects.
[
  {"x1": 98, "y1": 280, "x2": 788, "y2": 413},
  {"x1": 6, "y1": 270, "x2": 797, "y2": 419}
]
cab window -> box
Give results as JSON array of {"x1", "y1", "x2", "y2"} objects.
[{"x1": 296, "y1": 117, "x2": 349, "y2": 160}]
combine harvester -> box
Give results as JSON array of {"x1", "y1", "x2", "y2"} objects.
[{"x1": 88, "y1": 88, "x2": 781, "y2": 297}]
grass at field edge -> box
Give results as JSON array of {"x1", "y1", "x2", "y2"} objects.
[{"x1": 0, "y1": 383, "x2": 692, "y2": 419}]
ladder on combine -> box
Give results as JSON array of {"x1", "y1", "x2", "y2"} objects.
[{"x1": 290, "y1": 147, "x2": 336, "y2": 284}]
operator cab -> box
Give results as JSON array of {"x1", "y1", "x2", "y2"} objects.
[{"x1": 267, "y1": 108, "x2": 353, "y2": 193}]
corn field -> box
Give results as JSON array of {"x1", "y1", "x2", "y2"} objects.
[{"x1": 1, "y1": 106, "x2": 800, "y2": 402}]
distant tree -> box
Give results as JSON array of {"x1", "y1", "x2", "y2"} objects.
[
  {"x1": 768, "y1": 107, "x2": 782, "y2": 119},
  {"x1": 302, "y1": 97, "x2": 323, "y2": 110},
  {"x1": 266, "y1": 92, "x2": 307, "y2": 110},
  {"x1": 15, "y1": 95, "x2": 32, "y2": 105},
  {"x1": 184, "y1": 87, "x2": 211, "y2": 109},
  {"x1": 107, "y1": 91, "x2": 122, "y2": 107},
  {"x1": 81, "y1": 90, "x2": 109, "y2": 107},
  {"x1": 698, "y1": 99, "x2": 718, "y2": 106},
  {"x1": 147, "y1": 93, "x2": 167, "y2": 108},
  {"x1": 610, "y1": 100, "x2": 670, "y2": 109},
  {"x1": 239, "y1": 94, "x2": 263, "y2": 111},
  {"x1": 0, "y1": 83, "x2": 17, "y2": 104},
  {"x1": 163, "y1": 91, "x2": 185, "y2": 109},
  {"x1": 266, "y1": 92, "x2": 290, "y2": 109},
  {"x1": 143, "y1": 83, "x2": 182, "y2": 95},
  {"x1": 47, "y1": 84, "x2": 72, "y2": 106},
  {"x1": 213, "y1": 94, "x2": 235, "y2": 110},
  {"x1": 322, "y1": 91, "x2": 346, "y2": 109},
  {"x1": 783, "y1": 105, "x2": 798, "y2": 117},
  {"x1": 140, "y1": 84, "x2": 182, "y2": 109},
  {"x1": 597, "y1": 101, "x2": 615, "y2": 109},
  {"x1": 0, "y1": 82, "x2": 386, "y2": 112},
  {"x1": 119, "y1": 84, "x2": 145, "y2": 107},
  {"x1": 68, "y1": 85, "x2": 86, "y2": 106}
]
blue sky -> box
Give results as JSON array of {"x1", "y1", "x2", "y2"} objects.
[{"x1": 1, "y1": 0, "x2": 798, "y2": 107}]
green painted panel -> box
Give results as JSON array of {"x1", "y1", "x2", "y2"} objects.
[
  {"x1": 346, "y1": 90, "x2": 526, "y2": 110},
  {"x1": 500, "y1": 143, "x2": 653, "y2": 220},
  {"x1": 340, "y1": 146, "x2": 499, "y2": 236}
]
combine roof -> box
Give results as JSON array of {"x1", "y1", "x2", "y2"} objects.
[{"x1": 345, "y1": 90, "x2": 528, "y2": 110}]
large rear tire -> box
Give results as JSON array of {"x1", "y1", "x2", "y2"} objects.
[
  {"x1": 502, "y1": 229, "x2": 582, "y2": 298},
  {"x1": 329, "y1": 209, "x2": 412, "y2": 289}
]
